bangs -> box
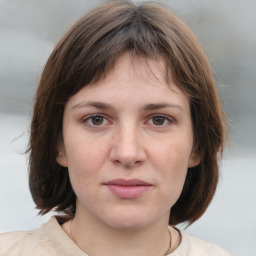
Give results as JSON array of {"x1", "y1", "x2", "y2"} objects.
[{"x1": 62, "y1": 9, "x2": 165, "y2": 98}]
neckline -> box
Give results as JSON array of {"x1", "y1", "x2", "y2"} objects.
[{"x1": 42, "y1": 216, "x2": 188, "y2": 256}]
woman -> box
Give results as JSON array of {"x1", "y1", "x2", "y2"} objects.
[{"x1": 0, "y1": 1, "x2": 232, "y2": 255}]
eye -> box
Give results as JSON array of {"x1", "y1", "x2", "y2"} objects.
[
  {"x1": 147, "y1": 115, "x2": 172, "y2": 126},
  {"x1": 90, "y1": 116, "x2": 104, "y2": 125},
  {"x1": 82, "y1": 115, "x2": 110, "y2": 127},
  {"x1": 152, "y1": 116, "x2": 166, "y2": 125}
]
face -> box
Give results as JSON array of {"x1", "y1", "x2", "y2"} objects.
[{"x1": 57, "y1": 52, "x2": 200, "y2": 230}]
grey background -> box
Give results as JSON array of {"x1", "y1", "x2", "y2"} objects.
[{"x1": 0, "y1": 0, "x2": 255, "y2": 255}]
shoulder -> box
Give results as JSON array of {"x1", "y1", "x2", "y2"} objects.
[
  {"x1": 169, "y1": 228, "x2": 233, "y2": 256},
  {"x1": 186, "y1": 233, "x2": 233, "y2": 256},
  {"x1": 0, "y1": 217, "x2": 71, "y2": 256},
  {"x1": 0, "y1": 225, "x2": 55, "y2": 256},
  {"x1": 0, "y1": 216, "x2": 86, "y2": 256}
]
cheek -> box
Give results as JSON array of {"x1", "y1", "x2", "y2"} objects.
[
  {"x1": 69, "y1": 148, "x2": 105, "y2": 174},
  {"x1": 153, "y1": 138, "x2": 192, "y2": 171},
  {"x1": 65, "y1": 142, "x2": 107, "y2": 202},
  {"x1": 64, "y1": 133, "x2": 110, "y2": 184},
  {"x1": 151, "y1": 139, "x2": 191, "y2": 194}
]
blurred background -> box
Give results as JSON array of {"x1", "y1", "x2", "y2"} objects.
[{"x1": 0, "y1": 0, "x2": 255, "y2": 255}]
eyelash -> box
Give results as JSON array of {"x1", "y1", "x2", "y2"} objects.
[
  {"x1": 82, "y1": 114, "x2": 111, "y2": 127},
  {"x1": 146, "y1": 115, "x2": 173, "y2": 127},
  {"x1": 81, "y1": 114, "x2": 174, "y2": 128}
]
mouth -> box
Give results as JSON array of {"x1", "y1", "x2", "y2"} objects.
[{"x1": 103, "y1": 179, "x2": 153, "y2": 199}]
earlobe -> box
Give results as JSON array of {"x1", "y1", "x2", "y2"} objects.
[
  {"x1": 56, "y1": 145, "x2": 68, "y2": 167},
  {"x1": 188, "y1": 152, "x2": 201, "y2": 168}
]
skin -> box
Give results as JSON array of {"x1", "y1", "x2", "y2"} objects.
[{"x1": 58, "y1": 52, "x2": 200, "y2": 255}]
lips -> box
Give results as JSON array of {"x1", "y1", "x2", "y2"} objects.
[{"x1": 104, "y1": 179, "x2": 152, "y2": 199}]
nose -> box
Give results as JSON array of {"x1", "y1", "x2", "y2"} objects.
[{"x1": 109, "y1": 125, "x2": 147, "y2": 168}]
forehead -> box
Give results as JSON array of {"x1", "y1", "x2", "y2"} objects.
[
  {"x1": 88, "y1": 52, "x2": 178, "y2": 93},
  {"x1": 65, "y1": 52, "x2": 190, "y2": 111},
  {"x1": 110, "y1": 53, "x2": 166, "y2": 83}
]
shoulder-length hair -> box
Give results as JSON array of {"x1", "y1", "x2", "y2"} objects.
[{"x1": 29, "y1": 1, "x2": 226, "y2": 226}]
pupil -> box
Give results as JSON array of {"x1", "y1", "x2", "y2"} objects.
[
  {"x1": 92, "y1": 116, "x2": 103, "y2": 125},
  {"x1": 153, "y1": 116, "x2": 165, "y2": 125}
]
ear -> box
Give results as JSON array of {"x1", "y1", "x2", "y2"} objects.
[
  {"x1": 56, "y1": 143, "x2": 68, "y2": 167},
  {"x1": 188, "y1": 150, "x2": 201, "y2": 168}
]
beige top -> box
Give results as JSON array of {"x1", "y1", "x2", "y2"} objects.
[{"x1": 0, "y1": 217, "x2": 233, "y2": 256}]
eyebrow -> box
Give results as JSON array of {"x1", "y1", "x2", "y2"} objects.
[
  {"x1": 143, "y1": 103, "x2": 183, "y2": 111},
  {"x1": 71, "y1": 101, "x2": 183, "y2": 111},
  {"x1": 71, "y1": 101, "x2": 115, "y2": 111}
]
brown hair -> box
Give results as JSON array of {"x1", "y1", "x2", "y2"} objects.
[{"x1": 28, "y1": 1, "x2": 226, "y2": 226}]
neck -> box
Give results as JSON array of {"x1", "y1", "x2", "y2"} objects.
[{"x1": 64, "y1": 210, "x2": 173, "y2": 256}]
